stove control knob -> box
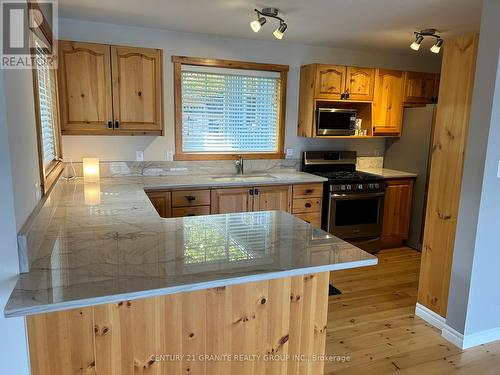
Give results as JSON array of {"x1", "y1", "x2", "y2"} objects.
[
  {"x1": 369, "y1": 184, "x2": 374, "y2": 189},
  {"x1": 340, "y1": 185, "x2": 346, "y2": 191},
  {"x1": 346, "y1": 185, "x2": 352, "y2": 191},
  {"x1": 374, "y1": 183, "x2": 380, "y2": 189},
  {"x1": 358, "y1": 184, "x2": 363, "y2": 190}
]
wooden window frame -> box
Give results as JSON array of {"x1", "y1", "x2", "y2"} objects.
[
  {"x1": 172, "y1": 56, "x2": 288, "y2": 161},
  {"x1": 30, "y1": 3, "x2": 64, "y2": 194}
]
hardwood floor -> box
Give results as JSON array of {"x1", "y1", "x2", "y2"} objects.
[{"x1": 324, "y1": 247, "x2": 500, "y2": 374}]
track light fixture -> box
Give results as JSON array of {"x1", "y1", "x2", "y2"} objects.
[
  {"x1": 410, "y1": 29, "x2": 443, "y2": 53},
  {"x1": 250, "y1": 8, "x2": 288, "y2": 40}
]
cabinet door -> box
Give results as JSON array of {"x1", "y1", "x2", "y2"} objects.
[
  {"x1": 58, "y1": 41, "x2": 113, "y2": 134},
  {"x1": 381, "y1": 179, "x2": 414, "y2": 248},
  {"x1": 345, "y1": 67, "x2": 375, "y2": 101},
  {"x1": 211, "y1": 188, "x2": 252, "y2": 214},
  {"x1": 372, "y1": 69, "x2": 405, "y2": 135},
  {"x1": 111, "y1": 46, "x2": 163, "y2": 134},
  {"x1": 403, "y1": 72, "x2": 437, "y2": 103},
  {"x1": 253, "y1": 185, "x2": 292, "y2": 213},
  {"x1": 314, "y1": 64, "x2": 346, "y2": 99},
  {"x1": 146, "y1": 191, "x2": 171, "y2": 218}
]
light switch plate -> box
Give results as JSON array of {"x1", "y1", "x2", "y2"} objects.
[
  {"x1": 285, "y1": 148, "x2": 294, "y2": 159},
  {"x1": 136, "y1": 151, "x2": 144, "y2": 161},
  {"x1": 166, "y1": 151, "x2": 174, "y2": 161},
  {"x1": 497, "y1": 160, "x2": 500, "y2": 178}
]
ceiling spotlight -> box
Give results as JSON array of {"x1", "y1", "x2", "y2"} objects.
[
  {"x1": 250, "y1": 16, "x2": 266, "y2": 33},
  {"x1": 410, "y1": 29, "x2": 443, "y2": 53},
  {"x1": 273, "y1": 23, "x2": 287, "y2": 40},
  {"x1": 431, "y1": 38, "x2": 443, "y2": 54},
  {"x1": 410, "y1": 34, "x2": 424, "y2": 51},
  {"x1": 250, "y1": 8, "x2": 287, "y2": 40}
]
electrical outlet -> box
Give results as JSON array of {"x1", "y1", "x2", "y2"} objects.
[
  {"x1": 285, "y1": 148, "x2": 294, "y2": 159},
  {"x1": 166, "y1": 151, "x2": 174, "y2": 161},
  {"x1": 34, "y1": 181, "x2": 41, "y2": 200},
  {"x1": 136, "y1": 151, "x2": 144, "y2": 161}
]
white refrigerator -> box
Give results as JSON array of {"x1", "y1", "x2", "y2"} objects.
[{"x1": 383, "y1": 105, "x2": 435, "y2": 250}]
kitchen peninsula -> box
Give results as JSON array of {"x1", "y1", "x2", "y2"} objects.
[{"x1": 5, "y1": 174, "x2": 376, "y2": 375}]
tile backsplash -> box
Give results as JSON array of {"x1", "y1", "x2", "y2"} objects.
[{"x1": 356, "y1": 156, "x2": 384, "y2": 169}]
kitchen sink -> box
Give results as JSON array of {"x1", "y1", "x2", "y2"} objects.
[{"x1": 211, "y1": 174, "x2": 275, "y2": 182}]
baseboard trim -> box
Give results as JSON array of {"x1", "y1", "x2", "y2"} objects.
[
  {"x1": 415, "y1": 303, "x2": 446, "y2": 329},
  {"x1": 441, "y1": 325, "x2": 465, "y2": 348},
  {"x1": 442, "y1": 325, "x2": 500, "y2": 349}
]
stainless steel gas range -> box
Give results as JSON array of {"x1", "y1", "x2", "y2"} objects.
[{"x1": 302, "y1": 151, "x2": 386, "y2": 253}]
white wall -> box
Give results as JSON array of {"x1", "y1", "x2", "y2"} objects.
[
  {"x1": 4, "y1": 69, "x2": 41, "y2": 231},
  {"x1": 0, "y1": 69, "x2": 31, "y2": 375},
  {"x1": 59, "y1": 17, "x2": 442, "y2": 162},
  {"x1": 446, "y1": 0, "x2": 500, "y2": 337}
]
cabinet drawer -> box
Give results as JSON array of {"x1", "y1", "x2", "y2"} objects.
[
  {"x1": 293, "y1": 183, "x2": 323, "y2": 199},
  {"x1": 294, "y1": 212, "x2": 322, "y2": 227},
  {"x1": 292, "y1": 198, "x2": 322, "y2": 213},
  {"x1": 172, "y1": 206, "x2": 211, "y2": 217},
  {"x1": 172, "y1": 190, "x2": 211, "y2": 207}
]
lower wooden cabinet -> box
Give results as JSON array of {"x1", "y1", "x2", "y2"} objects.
[
  {"x1": 147, "y1": 183, "x2": 323, "y2": 226},
  {"x1": 145, "y1": 190, "x2": 171, "y2": 218},
  {"x1": 381, "y1": 178, "x2": 414, "y2": 249},
  {"x1": 253, "y1": 185, "x2": 292, "y2": 212},
  {"x1": 210, "y1": 187, "x2": 252, "y2": 214}
]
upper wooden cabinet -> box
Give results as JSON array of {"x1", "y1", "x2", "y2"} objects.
[
  {"x1": 372, "y1": 69, "x2": 405, "y2": 135},
  {"x1": 58, "y1": 41, "x2": 113, "y2": 134},
  {"x1": 315, "y1": 64, "x2": 346, "y2": 99},
  {"x1": 58, "y1": 40, "x2": 163, "y2": 135},
  {"x1": 110, "y1": 46, "x2": 163, "y2": 133},
  {"x1": 313, "y1": 64, "x2": 375, "y2": 100},
  {"x1": 346, "y1": 66, "x2": 375, "y2": 101},
  {"x1": 403, "y1": 71, "x2": 438, "y2": 104}
]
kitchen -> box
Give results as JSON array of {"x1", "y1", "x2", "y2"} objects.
[{"x1": 1, "y1": 0, "x2": 500, "y2": 374}]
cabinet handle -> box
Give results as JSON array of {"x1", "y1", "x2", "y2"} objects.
[
  {"x1": 254, "y1": 188, "x2": 259, "y2": 195},
  {"x1": 249, "y1": 189, "x2": 254, "y2": 196},
  {"x1": 107, "y1": 121, "x2": 113, "y2": 129},
  {"x1": 305, "y1": 202, "x2": 312, "y2": 208},
  {"x1": 187, "y1": 214, "x2": 195, "y2": 217},
  {"x1": 305, "y1": 189, "x2": 314, "y2": 194},
  {"x1": 115, "y1": 121, "x2": 120, "y2": 129},
  {"x1": 186, "y1": 196, "x2": 196, "y2": 201}
]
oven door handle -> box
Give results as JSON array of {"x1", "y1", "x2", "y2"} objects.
[{"x1": 330, "y1": 192, "x2": 385, "y2": 200}]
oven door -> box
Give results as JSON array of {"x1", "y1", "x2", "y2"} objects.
[{"x1": 328, "y1": 191, "x2": 385, "y2": 239}]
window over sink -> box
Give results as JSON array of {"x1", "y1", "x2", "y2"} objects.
[{"x1": 173, "y1": 56, "x2": 288, "y2": 160}]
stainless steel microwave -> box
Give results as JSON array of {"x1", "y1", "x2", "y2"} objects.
[{"x1": 316, "y1": 108, "x2": 357, "y2": 136}]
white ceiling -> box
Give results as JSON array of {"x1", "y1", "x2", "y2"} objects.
[{"x1": 58, "y1": 0, "x2": 482, "y2": 54}]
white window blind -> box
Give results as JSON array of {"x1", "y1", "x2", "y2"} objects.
[
  {"x1": 181, "y1": 65, "x2": 281, "y2": 153},
  {"x1": 35, "y1": 40, "x2": 59, "y2": 169}
]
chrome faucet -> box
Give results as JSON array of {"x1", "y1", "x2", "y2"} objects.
[{"x1": 235, "y1": 155, "x2": 244, "y2": 175}]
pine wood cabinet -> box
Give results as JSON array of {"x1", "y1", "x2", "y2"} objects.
[
  {"x1": 372, "y1": 69, "x2": 405, "y2": 135},
  {"x1": 253, "y1": 185, "x2": 292, "y2": 212},
  {"x1": 58, "y1": 40, "x2": 163, "y2": 135},
  {"x1": 314, "y1": 64, "x2": 346, "y2": 99},
  {"x1": 297, "y1": 63, "x2": 439, "y2": 139},
  {"x1": 403, "y1": 71, "x2": 438, "y2": 104},
  {"x1": 346, "y1": 66, "x2": 375, "y2": 101},
  {"x1": 146, "y1": 184, "x2": 323, "y2": 227},
  {"x1": 57, "y1": 41, "x2": 113, "y2": 134},
  {"x1": 210, "y1": 187, "x2": 252, "y2": 214},
  {"x1": 211, "y1": 185, "x2": 292, "y2": 214},
  {"x1": 381, "y1": 178, "x2": 414, "y2": 249},
  {"x1": 146, "y1": 190, "x2": 171, "y2": 218}
]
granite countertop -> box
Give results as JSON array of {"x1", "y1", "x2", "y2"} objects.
[
  {"x1": 5, "y1": 173, "x2": 376, "y2": 317},
  {"x1": 357, "y1": 167, "x2": 418, "y2": 179},
  {"x1": 142, "y1": 170, "x2": 327, "y2": 190}
]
